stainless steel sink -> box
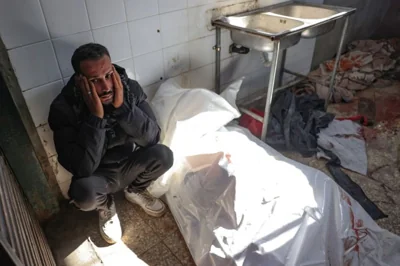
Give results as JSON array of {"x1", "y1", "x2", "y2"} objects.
[
  {"x1": 212, "y1": 1, "x2": 356, "y2": 52},
  {"x1": 269, "y1": 4, "x2": 341, "y2": 38},
  {"x1": 270, "y1": 4, "x2": 338, "y2": 19},
  {"x1": 225, "y1": 13, "x2": 304, "y2": 51}
]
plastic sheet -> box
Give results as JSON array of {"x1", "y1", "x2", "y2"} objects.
[
  {"x1": 165, "y1": 127, "x2": 400, "y2": 266},
  {"x1": 150, "y1": 80, "x2": 400, "y2": 266}
]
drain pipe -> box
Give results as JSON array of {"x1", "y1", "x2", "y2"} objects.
[{"x1": 214, "y1": 27, "x2": 222, "y2": 94}]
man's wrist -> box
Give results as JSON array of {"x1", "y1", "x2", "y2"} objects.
[
  {"x1": 86, "y1": 113, "x2": 107, "y2": 128},
  {"x1": 112, "y1": 102, "x2": 131, "y2": 118}
]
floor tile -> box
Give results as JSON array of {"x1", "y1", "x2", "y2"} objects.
[
  {"x1": 140, "y1": 242, "x2": 182, "y2": 266},
  {"x1": 115, "y1": 194, "x2": 161, "y2": 255},
  {"x1": 163, "y1": 230, "x2": 196, "y2": 266},
  {"x1": 130, "y1": 203, "x2": 179, "y2": 239}
]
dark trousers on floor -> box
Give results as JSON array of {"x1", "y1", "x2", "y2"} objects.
[{"x1": 68, "y1": 144, "x2": 173, "y2": 211}]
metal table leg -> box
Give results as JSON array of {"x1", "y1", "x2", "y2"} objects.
[
  {"x1": 261, "y1": 40, "x2": 281, "y2": 142},
  {"x1": 326, "y1": 16, "x2": 350, "y2": 108},
  {"x1": 214, "y1": 27, "x2": 222, "y2": 94},
  {"x1": 276, "y1": 49, "x2": 287, "y2": 87}
]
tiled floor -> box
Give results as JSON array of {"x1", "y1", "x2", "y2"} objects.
[
  {"x1": 44, "y1": 192, "x2": 195, "y2": 266},
  {"x1": 44, "y1": 81, "x2": 400, "y2": 265}
]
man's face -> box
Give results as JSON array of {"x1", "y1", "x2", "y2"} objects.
[{"x1": 79, "y1": 55, "x2": 114, "y2": 105}]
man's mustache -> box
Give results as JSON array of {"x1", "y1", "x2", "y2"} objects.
[{"x1": 100, "y1": 90, "x2": 113, "y2": 97}]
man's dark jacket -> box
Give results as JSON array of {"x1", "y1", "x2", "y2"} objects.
[{"x1": 48, "y1": 65, "x2": 160, "y2": 177}]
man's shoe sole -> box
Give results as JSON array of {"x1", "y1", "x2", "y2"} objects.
[{"x1": 99, "y1": 229, "x2": 118, "y2": 244}]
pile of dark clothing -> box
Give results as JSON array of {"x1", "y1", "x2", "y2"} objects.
[
  {"x1": 265, "y1": 89, "x2": 386, "y2": 220},
  {"x1": 266, "y1": 89, "x2": 334, "y2": 157}
]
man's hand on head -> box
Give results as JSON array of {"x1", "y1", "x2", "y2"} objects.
[
  {"x1": 75, "y1": 75, "x2": 104, "y2": 119},
  {"x1": 112, "y1": 66, "x2": 124, "y2": 109}
]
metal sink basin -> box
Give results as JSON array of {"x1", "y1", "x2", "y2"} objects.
[
  {"x1": 212, "y1": 1, "x2": 356, "y2": 52},
  {"x1": 269, "y1": 4, "x2": 342, "y2": 38},
  {"x1": 225, "y1": 13, "x2": 304, "y2": 52},
  {"x1": 270, "y1": 4, "x2": 338, "y2": 19}
]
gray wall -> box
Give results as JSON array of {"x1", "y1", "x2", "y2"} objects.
[
  {"x1": 311, "y1": 0, "x2": 392, "y2": 69},
  {"x1": 373, "y1": 0, "x2": 400, "y2": 39}
]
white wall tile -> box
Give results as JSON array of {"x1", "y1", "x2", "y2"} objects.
[
  {"x1": 158, "y1": 0, "x2": 187, "y2": 14},
  {"x1": 163, "y1": 43, "x2": 190, "y2": 78},
  {"x1": 8, "y1": 41, "x2": 61, "y2": 91},
  {"x1": 258, "y1": 0, "x2": 287, "y2": 6},
  {"x1": 188, "y1": 0, "x2": 214, "y2": 8},
  {"x1": 285, "y1": 38, "x2": 316, "y2": 75},
  {"x1": 50, "y1": 156, "x2": 73, "y2": 184},
  {"x1": 189, "y1": 36, "x2": 215, "y2": 70},
  {"x1": 187, "y1": 0, "x2": 250, "y2": 41},
  {"x1": 86, "y1": 0, "x2": 126, "y2": 29},
  {"x1": 187, "y1": 4, "x2": 214, "y2": 41},
  {"x1": 40, "y1": 0, "x2": 90, "y2": 38},
  {"x1": 0, "y1": 0, "x2": 49, "y2": 49},
  {"x1": 189, "y1": 31, "x2": 233, "y2": 70},
  {"x1": 160, "y1": 10, "x2": 188, "y2": 48},
  {"x1": 93, "y1": 23, "x2": 132, "y2": 62},
  {"x1": 134, "y1": 50, "x2": 164, "y2": 87},
  {"x1": 129, "y1": 16, "x2": 162, "y2": 57},
  {"x1": 188, "y1": 63, "x2": 215, "y2": 90},
  {"x1": 125, "y1": 0, "x2": 159, "y2": 21},
  {"x1": 115, "y1": 58, "x2": 136, "y2": 80},
  {"x1": 37, "y1": 124, "x2": 56, "y2": 157},
  {"x1": 52, "y1": 31, "x2": 94, "y2": 78},
  {"x1": 23, "y1": 80, "x2": 64, "y2": 127}
]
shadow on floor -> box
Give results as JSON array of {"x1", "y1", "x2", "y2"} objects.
[{"x1": 44, "y1": 192, "x2": 195, "y2": 266}]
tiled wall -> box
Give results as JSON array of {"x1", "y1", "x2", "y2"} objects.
[{"x1": 0, "y1": 0, "x2": 316, "y2": 198}]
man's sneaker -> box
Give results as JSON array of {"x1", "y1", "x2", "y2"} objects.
[
  {"x1": 98, "y1": 198, "x2": 122, "y2": 244},
  {"x1": 124, "y1": 189, "x2": 166, "y2": 217}
]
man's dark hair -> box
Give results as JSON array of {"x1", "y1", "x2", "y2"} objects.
[{"x1": 71, "y1": 43, "x2": 110, "y2": 74}]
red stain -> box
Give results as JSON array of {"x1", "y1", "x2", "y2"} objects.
[
  {"x1": 375, "y1": 95, "x2": 400, "y2": 122},
  {"x1": 363, "y1": 127, "x2": 378, "y2": 142},
  {"x1": 332, "y1": 99, "x2": 359, "y2": 116}
]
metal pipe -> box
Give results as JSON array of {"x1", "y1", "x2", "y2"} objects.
[
  {"x1": 214, "y1": 27, "x2": 222, "y2": 94},
  {"x1": 9, "y1": 173, "x2": 42, "y2": 266},
  {"x1": 261, "y1": 40, "x2": 281, "y2": 142},
  {"x1": 326, "y1": 16, "x2": 349, "y2": 108},
  {"x1": 0, "y1": 156, "x2": 56, "y2": 265},
  {"x1": 276, "y1": 49, "x2": 287, "y2": 87},
  {"x1": 0, "y1": 165, "x2": 23, "y2": 263},
  {"x1": 0, "y1": 237, "x2": 24, "y2": 266},
  {"x1": 7, "y1": 171, "x2": 36, "y2": 266},
  {"x1": 239, "y1": 108, "x2": 264, "y2": 122}
]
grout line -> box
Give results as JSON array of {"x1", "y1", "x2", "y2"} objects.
[
  {"x1": 122, "y1": 0, "x2": 137, "y2": 76},
  {"x1": 22, "y1": 79, "x2": 63, "y2": 93},
  {"x1": 83, "y1": 0, "x2": 96, "y2": 49},
  {"x1": 162, "y1": 239, "x2": 186, "y2": 266},
  {"x1": 83, "y1": 0, "x2": 94, "y2": 30},
  {"x1": 6, "y1": 38, "x2": 50, "y2": 51}
]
